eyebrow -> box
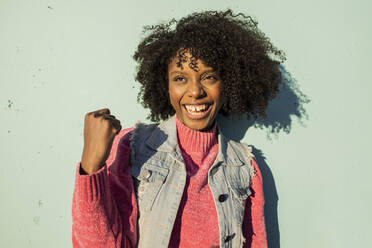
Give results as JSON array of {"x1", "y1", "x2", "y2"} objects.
[{"x1": 169, "y1": 70, "x2": 216, "y2": 76}]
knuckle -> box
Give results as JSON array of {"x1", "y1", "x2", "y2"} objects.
[{"x1": 99, "y1": 117, "x2": 107, "y2": 124}]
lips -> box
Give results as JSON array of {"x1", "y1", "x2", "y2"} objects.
[{"x1": 183, "y1": 103, "x2": 212, "y2": 120}]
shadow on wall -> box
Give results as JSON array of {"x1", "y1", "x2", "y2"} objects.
[{"x1": 217, "y1": 65, "x2": 310, "y2": 248}]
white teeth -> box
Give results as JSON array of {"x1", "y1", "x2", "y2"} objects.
[{"x1": 185, "y1": 104, "x2": 209, "y2": 113}]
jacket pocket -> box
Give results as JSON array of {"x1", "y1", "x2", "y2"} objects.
[
  {"x1": 134, "y1": 163, "x2": 169, "y2": 212},
  {"x1": 224, "y1": 164, "x2": 253, "y2": 225},
  {"x1": 225, "y1": 164, "x2": 252, "y2": 201}
]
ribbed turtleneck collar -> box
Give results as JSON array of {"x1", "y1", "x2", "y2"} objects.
[{"x1": 176, "y1": 116, "x2": 218, "y2": 156}]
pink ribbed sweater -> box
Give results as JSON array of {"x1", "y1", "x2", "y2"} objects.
[{"x1": 72, "y1": 118, "x2": 267, "y2": 248}]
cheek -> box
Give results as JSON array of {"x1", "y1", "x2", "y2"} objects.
[
  {"x1": 211, "y1": 85, "x2": 223, "y2": 106},
  {"x1": 168, "y1": 85, "x2": 181, "y2": 110},
  {"x1": 169, "y1": 82, "x2": 184, "y2": 95},
  {"x1": 169, "y1": 96, "x2": 178, "y2": 111}
]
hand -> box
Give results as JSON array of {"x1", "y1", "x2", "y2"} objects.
[{"x1": 80, "y1": 108, "x2": 122, "y2": 174}]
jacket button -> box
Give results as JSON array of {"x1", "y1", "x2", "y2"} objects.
[
  {"x1": 210, "y1": 167, "x2": 218, "y2": 176},
  {"x1": 143, "y1": 170, "x2": 152, "y2": 180},
  {"x1": 218, "y1": 194, "x2": 228, "y2": 202},
  {"x1": 224, "y1": 234, "x2": 235, "y2": 242}
]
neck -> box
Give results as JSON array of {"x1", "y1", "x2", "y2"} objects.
[{"x1": 176, "y1": 116, "x2": 218, "y2": 155}]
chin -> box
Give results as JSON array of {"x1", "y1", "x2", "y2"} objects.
[{"x1": 184, "y1": 119, "x2": 213, "y2": 131}]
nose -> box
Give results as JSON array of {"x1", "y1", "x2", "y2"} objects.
[{"x1": 188, "y1": 79, "x2": 206, "y2": 99}]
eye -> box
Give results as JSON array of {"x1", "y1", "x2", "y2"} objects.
[
  {"x1": 204, "y1": 75, "x2": 217, "y2": 80},
  {"x1": 173, "y1": 76, "x2": 186, "y2": 82}
]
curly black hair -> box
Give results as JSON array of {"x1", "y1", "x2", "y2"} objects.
[{"x1": 133, "y1": 9, "x2": 285, "y2": 122}]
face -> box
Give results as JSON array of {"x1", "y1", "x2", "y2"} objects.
[{"x1": 168, "y1": 52, "x2": 223, "y2": 131}]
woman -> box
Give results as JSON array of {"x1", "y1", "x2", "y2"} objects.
[{"x1": 72, "y1": 9, "x2": 284, "y2": 248}]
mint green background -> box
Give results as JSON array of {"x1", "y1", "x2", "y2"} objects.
[{"x1": 1, "y1": 0, "x2": 371, "y2": 247}]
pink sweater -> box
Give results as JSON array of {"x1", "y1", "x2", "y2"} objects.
[{"x1": 72, "y1": 119, "x2": 267, "y2": 248}]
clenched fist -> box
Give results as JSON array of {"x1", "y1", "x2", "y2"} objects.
[{"x1": 80, "y1": 108, "x2": 122, "y2": 175}]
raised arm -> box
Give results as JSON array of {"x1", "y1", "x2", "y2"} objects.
[{"x1": 71, "y1": 109, "x2": 137, "y2": 247}]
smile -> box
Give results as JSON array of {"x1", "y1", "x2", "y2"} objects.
[{"x1": 183, "y1": 104, "x2": 212, "y2": 120}]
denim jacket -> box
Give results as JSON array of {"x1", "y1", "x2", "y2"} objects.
[{"x1": 130, "y1": 116, "x2": 255, "y2": 248}]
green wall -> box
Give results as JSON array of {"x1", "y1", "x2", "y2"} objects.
[{"x1": 1, "y1": 0, "x2": 371, "y2": 247}]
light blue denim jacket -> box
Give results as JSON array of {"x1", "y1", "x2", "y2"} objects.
[{"x1": 130, "y1": 115, "x2": 255, "y2": 248}]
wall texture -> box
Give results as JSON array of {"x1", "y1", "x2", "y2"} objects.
[{"x1": 1, "y1": 0, "x2": 371, "y2": 247}]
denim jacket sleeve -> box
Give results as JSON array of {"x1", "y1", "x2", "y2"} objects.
[{"x1": 71, "y1": 128, "x2": 137, "y2": 248}]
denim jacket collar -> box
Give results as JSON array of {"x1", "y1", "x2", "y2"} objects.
[{"x1": 145, "y1": 115, "x2": 245, "y2": 166}]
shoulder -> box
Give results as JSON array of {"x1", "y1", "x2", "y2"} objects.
[
  {"x1": 105, "y1": 122, "x2": 159, "y2": 162},
  {"x1": 239, "y1": 142, "x2": 262, "y2": 180},
  {"x1": 116, "y1": 127, "x2": 135, "y2": 148},
  {"x1": 105, "y1": 127, "x2": 134, "y2": 166},
  {"x1": 224, "y1": 136, "x2": 262, "y2": 180},
  {"x1": 112, "y1": 121, "x2": 158, "y2": 148},
  {"x1": 224, "y1": 135, "x2": 255, "y2": 165},
  {"x1": 130, "y1": 122, "x2": 158, "y2": 145}
]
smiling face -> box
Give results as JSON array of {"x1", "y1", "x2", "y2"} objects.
[{"x1": 168, "y1": 52, "x2": 223, "y2": 131}]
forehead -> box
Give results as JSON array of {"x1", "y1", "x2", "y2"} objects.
[{"x1": 168, "y1": 51, "x2": 214, "y2": 72}]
